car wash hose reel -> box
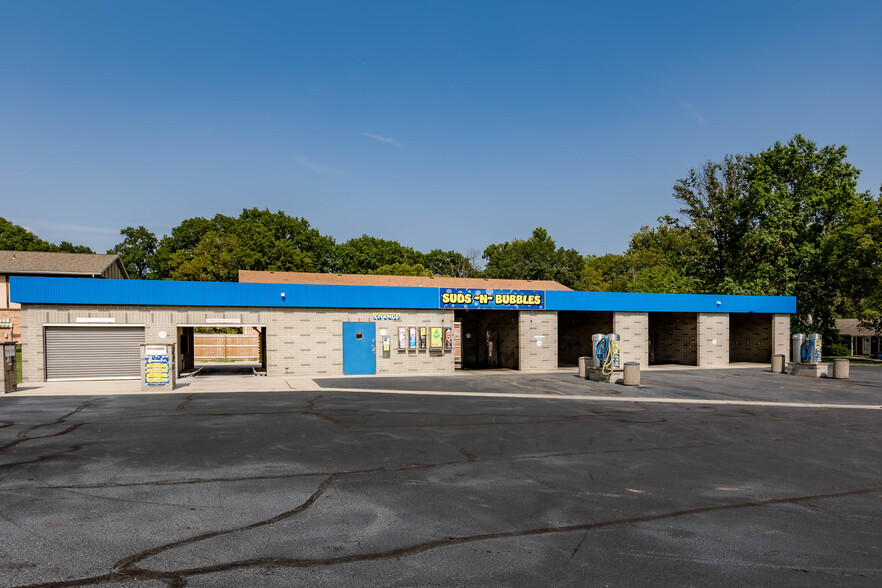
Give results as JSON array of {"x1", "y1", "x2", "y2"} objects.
[
  {"x1": 592, "y1": 333, "x2": 621, "y2": 376},
  {"x1": 792, "y1": 333, "x2": 822, "y2": 365}
]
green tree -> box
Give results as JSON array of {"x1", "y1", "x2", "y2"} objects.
[
  {"x1": 826, "y1": 188, "x2": 882, "y2": 334},
  {"x1": 169, "y1": 231, "x2": 240, "y2": 282},
  {"x1": 423, "y1": 249, "x2": 481, "y2": 277},
  {"x1": 0, "y1": 217, "x2": 54, "y2": 251},
  {"x1": 580, "y1": 254, "x2": 616, "y2": 291},
  {"x1": 671, "y1": 155, "x2": 748, "y2": 291},
  {"x1": 153, "y1": 209, "x2": 337, "y2": 280},
  {"x1": 0, "y1": 217, "x2": 92, "y2": 253},
  {"x1": 152, "y1": 216, "x2": 218, "y2": 279},
  {"x1": 741, "y1": 135, "x2": 863, "y2": 334},
  {"x1": 333, "y1": 235, "x2": 424, "y2": 274},
  {"x1": 55, "y1": 242, "x2": 95, "y2": 254},
  {"x1": 108, "y1": 226, "x2": 158, "y2": 279},
  {"x1": 483, "y1": 227, "x2": 584, "y2": 289}
]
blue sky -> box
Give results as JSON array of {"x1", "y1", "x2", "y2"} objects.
[{"x1": 2, "y1": 0, "x2": 880, "y2": 258}]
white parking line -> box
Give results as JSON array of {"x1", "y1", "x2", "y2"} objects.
[{"x1": 311, "y1": 388, "x2": 882, "y2": 410}]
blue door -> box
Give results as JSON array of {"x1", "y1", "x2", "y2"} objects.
[{"x1": 342, "y1": 322, "x2": 376, "y2": 375}]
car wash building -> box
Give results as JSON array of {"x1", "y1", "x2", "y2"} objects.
[{"x1": 10, "y1": 273, "x2": 795, "y2": 382}]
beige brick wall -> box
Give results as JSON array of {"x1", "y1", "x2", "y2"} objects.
[
  {"x1": 519, "y1": 310, "x2": 557, "y2": 372},
  {"x1": 267, "y1": 308, "x2": 453, "y2": 377},
  {"x1": 697, "y1": 313, "x2": 729, "y2": 367},
  {"x1": 557, "y1": 311, "x2": 614, "y2": 365},
  {"x1": 649, "y1": 312, "x2": 697, "y2": 365},
  {"x1": 614, "y1": 311, "x2": 649, "y2": 366},
  {"x1": 20, "y1": 304, "x2": 455, "y2": 381},
  {"x1": 772, "y1": 314, "x2": 791, "y2": 359}
]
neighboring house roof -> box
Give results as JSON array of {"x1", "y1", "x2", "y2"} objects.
[
  {"x1": 835, "y1": 319, "x2": 878, "y2": 337},
  {"x1": 0, "y1": 250, "x2": 128, "y2": 278},
  {"x1": 238, "y1": 270, "x2": 573, "y2": 291}
]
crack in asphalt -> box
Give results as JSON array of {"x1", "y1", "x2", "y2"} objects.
[
  {"x1": 0, "y1": 402, "x2": 94, "y2": 453},
  {"x1": 113, "y1": 473, "x2": 340, "y2": 573},
  {"x1": 458, "y1": 448, "x2": 477, "y2": 462},
  {"x1": 174, "y1": 395, "x2": 194, "y2": 411},
  {"x1": 20, "y1": 441, "x2": 707, "y2": 491},
  {"x1": 0, "y1": 446, "x2": 80, "y2": 470},
  {"x1": 10, "y1": 485, "x2": 881, "y2": 587},
  {"x1": 3, "y1": 390, "x2": 880, "y2": 586}
]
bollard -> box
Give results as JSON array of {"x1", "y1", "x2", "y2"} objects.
[
  {"x1": 578, "y1": 356, "x2": 591, "y2": 379},
  {"x1": 833, "y1": 358, "x2": 850, "y2": 380},
  {"x1": 771, "y1": 354, "x2": 785, "y2": 374},
  {"x1": 623, "y1": 362, "x2": 640, "y2": 386}
]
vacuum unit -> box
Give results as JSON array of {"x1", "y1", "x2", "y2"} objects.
[
  {"x1": 592, "y1": 333, "x2": 621, "y2": 375},
  {"x1": 792, "y1": 333, "x2": 822, "y2": 364}
]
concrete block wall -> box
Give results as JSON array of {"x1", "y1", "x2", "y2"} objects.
[
  {"x1": 21, "y1": 304, "x2": 455, "y2": 381},
  {"x1": 649, "y1": 312, "x2": 697, "y2": 365},
  {"x1": 20, "y1": 304, "x2": 270, "y2": 382},
  {"x1": 771, "y1": 314, "x2": 791, "y2": 359},
  {"x1": 557, "y1": 311, "x2": 614, "y2": 365},
  {"x1": 697, "y1": 313, "x2": 729, "y2": 366},
  {"x1": 729, "y1": 313, "x2": 773, "y2": 363},
  {"x1": 613, "y1": 312, "x2": 649, "y2": 367},
  {"x1": 519, "y1": 310, "x2": 557, "y2": 372},
  {"x1": 266, "y1": 308, "x2": 453, "y2": 377}
]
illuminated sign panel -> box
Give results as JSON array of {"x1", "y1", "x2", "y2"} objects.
[{"x1": 439, "y1": 289, "x2": 545, "y2": 310}]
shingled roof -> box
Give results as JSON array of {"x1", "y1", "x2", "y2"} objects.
[
  {"x1": 835, "y1": 319, "x2": 878, "y2": 337},
  {"x1": 239, "y1": 270, "x2": 572, "y2": 291},
  {"x1": 0, "y1": 250, "x2": 128, "y2": 278}
]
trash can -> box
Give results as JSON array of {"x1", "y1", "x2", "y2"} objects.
[{"x1": 623, "y1": 362, "x2": 640, "y2": 386}]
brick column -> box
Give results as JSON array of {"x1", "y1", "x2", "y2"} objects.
[
  {"x1": 697, "y1": 313, "x2": 729, "y2": 367},
  {"x1": 771, "y1": 314, "x2": 791, "y2": 358},
  {"x1": 613, "y1": 312, "x2": 648, "y2": 366},
  {"x1": 519, "y1": 311, "x2": 557, "y2": 371}
]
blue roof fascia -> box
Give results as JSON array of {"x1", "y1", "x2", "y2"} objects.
[
  {"x1": 546, "y1": 290, "x2": 796, "y2": 314},
  {"x1": 10, "y1": 276, "x2": 796, "y2": 314},
  {"x1": 9, "y1": 276, "x2": 439, "y2": 309}
]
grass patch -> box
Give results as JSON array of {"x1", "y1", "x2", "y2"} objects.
[{"x1": 822, "y1": 355, "x2": 882, "y2": 366}]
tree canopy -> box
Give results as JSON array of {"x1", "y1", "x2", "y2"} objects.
[
  {"x1": 0, "y1": 217, "x2": 94, "y2": 254},
  {"x1": 482, "y1": 227, "x2": 583, "y2": 289},
  {"x1": 9, "y1": 134, "x2": 879, "y2": 338}
]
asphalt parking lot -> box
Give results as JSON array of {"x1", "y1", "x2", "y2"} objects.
[{"x1": 0, "y1": 367, "x2": 880, "y2": 587}]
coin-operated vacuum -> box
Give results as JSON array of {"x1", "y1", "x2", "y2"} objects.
[
  {"x1": 792, "y1": 333, "x2": 822, "y2": 364},
  {"x1": 592, "y1": 333, "x2": 621, "y2": 376}
]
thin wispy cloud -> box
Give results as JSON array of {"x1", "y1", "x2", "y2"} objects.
[
  {"x1": 14, "y1": 219, "x2": 120, "y2": 235},
  {"x1": 295, "y1": 156, "x2": 343, "y2": 175},
  {"x1": 680, "y1": 102, "x2": 705, "y2": 126},
  {"x1": 362, "y1": 132, "x2": 409, "y2": 149}
]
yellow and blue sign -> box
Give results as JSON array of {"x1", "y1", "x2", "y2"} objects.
[
  {"x1": 440, "y1": 288, "x2": 545, "y2": 310},
  {"x1": 145, "y1": 355, "x2": 170, "y2": 386}
]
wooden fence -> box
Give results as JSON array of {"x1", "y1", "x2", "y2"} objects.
[{"x1": 194, "y1": 334, "x2": 260, "y2": 360}]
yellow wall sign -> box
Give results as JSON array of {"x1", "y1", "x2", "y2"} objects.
[
  {"x1": 440, "y1": 288, "x2": 544, "y2": 309},
  {"x1": 144, "y1": 355, "x2": 169, "y2": 386},
  {"x1": 430, "y1": 327, "x2": 443, "y2": 350}
]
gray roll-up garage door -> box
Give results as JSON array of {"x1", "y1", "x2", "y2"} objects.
[{"x1": 45, "y1": 326, "x2": 144, "y2": 381}]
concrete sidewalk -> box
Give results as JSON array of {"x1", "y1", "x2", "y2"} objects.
[{"x1": 4, "y1": 364, "x2": 772, "y2": 397}]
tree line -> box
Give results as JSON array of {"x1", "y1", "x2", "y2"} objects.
[{"x1": 2, "y1": 135, "x2": 880, "y2": 337}]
